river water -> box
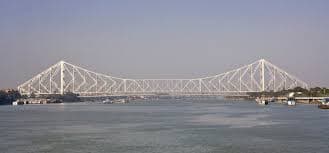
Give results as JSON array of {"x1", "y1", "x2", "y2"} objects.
[{"x1": 0, "y1": 99, "x2": 328, "y2": 153}]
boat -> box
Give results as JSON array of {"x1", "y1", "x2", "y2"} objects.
[
  {"x1": 287, "y1": 100, "x2": 296, "y2": 106},
  {"x1": 286, "y1": 92, "x2": 296, "y2": 106},
  {"x1": 112, "y1": 98, "x2": 129, "y2": 104},
  {"x1": 269, "y1": 97, "x2": 276, "y2": 103},
  {"x1": 287, "y1": 97, "x2": 296, "y2": 106},
  {"x1": 12, "y1": 100, "x2": 26, "y2": 105},
  {"x1": 102, "y1": 98, "x2": 113, "y2": 104},
  {"x1": 318, "y1": 104, "x2": 329, "y2": 109},
  {"x1": 12, "y1": 100, "x2": 19, "y2": 105},
  {"x1": 318, "y1": 98, "x2": 329, "y2": 109},
  {"x1": 102, "y1": 98, "x2": 129, "y2": 104},
  {"x1": 255, "y1": 97, "x2": 269, "y2": 105}
]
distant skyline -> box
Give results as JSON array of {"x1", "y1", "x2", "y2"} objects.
[{"x1": 0, "y1": 0, "x2": 329, "y2": 88}]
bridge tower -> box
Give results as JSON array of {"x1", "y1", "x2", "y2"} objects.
[{"x1": 17, "y1": 59, "x2": 308, "y2": 97}]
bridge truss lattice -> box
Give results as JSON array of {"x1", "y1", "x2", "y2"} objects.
[{"x1": 18, "y1": 59, "x2": 308, "y2": 96}]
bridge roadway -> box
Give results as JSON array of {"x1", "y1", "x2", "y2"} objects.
[{"x1": 17, "y1": 59, "x2": 308, "y2": 97}]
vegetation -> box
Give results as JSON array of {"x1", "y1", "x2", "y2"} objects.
[
  {"x1": 39, "y1": 92, "x2": 81, "y2": 102},
  {"x1": 60, "y1": 92, "x2": 81, "y2": 102},
  {"x1": 0, "y1": 90, "x2": 22, "y2": 105},
  {"x1": 248, "y1": 87, "x2": 329, "y2": 98},
  {"x1": 0, "y1": 89, "x2": 80, "y2": 105}
]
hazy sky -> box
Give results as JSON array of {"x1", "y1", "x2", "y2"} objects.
[{"x1": 0, "y1": 0, "x2": 328, "y2": 88}]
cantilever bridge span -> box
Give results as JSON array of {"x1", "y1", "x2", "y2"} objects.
[{"x1": 18, "y1": 59, "x2": 308, "y2": 97}]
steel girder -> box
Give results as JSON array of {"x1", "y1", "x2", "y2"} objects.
[{"x1": 18, "y1": 59, "x2": 308, "y2": 96}]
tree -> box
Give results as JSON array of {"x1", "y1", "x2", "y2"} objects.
[{"x1": 0, "y1": 90, "x2": 21, "y2": 105}]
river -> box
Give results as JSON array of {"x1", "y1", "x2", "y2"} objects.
[{"x1": 0, "y1": 99, "x2": 328, "y2": 153}]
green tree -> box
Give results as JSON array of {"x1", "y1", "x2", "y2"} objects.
[{"x1": 0, "y1": 90, "x2": 21, "y2": 105}]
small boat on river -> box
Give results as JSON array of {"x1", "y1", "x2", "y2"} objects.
[
  {"x1": 112, "y1": 98, "x2": 129, "y2": 104},
  {"x1": 255, "y1": 97, "x2": 269, "y2": 105},
  {"x1": 284, "y1": 92, "x2": 296, "y2": 106},
  {"x1": 318, "y1": 98, "x2": 329, "y2": 109},
  {"x1": 102, "y1": 98, "x2": 113, "y2": 104},
  {"x1": 286, "y1": 97, "x2": 296, "y2": 106},
  {"x1": 103, "y1": 98, "x2": 129, "y2": 104}
]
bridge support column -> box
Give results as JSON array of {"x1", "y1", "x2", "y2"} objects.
[
  {"x1": 261, "y1": 59, "x2": 265, "y2": 92},
  {"x1": 123, "y1": 79, "x2": 127, "y2": 93},
  {"x1": 199, "y1": 79, "x2": 202, "y2": 93},
  {"x1": 60, "y1": 61, "x2": 64, "y2": 95}
]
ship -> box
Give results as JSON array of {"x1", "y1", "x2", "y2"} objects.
[
  {"x1": 286, "y1": 93, "x2": 296, "y2": 106},
  {"x1": 255, "y1": 97, "x2": 269, "y2": 105},
  {"x1": 318, "y1": 98, "x2": 329, "y2": 109},
  {"x1": 102, "y1": 98, "x2": 113, "y2": 104}
]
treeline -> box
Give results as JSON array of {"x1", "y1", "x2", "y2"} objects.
[
  {"x1": 38, "y1": 92, "x2": 81, "y2": 102},
  {"x1": 248, "y1": 87, "x2": 329, "y2": 98},
  {"x1": 0, "y1": 90, "x2": 22, "y2": 105},
  {"x1": 0, "y1": 90, "x2": 81, "y2": 105}
]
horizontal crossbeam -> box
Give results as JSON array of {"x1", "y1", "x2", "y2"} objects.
[{"x1": 18, "y1": 59, "x2": 308, "y2": 96}]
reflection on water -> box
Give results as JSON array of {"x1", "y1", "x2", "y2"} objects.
[{"x1": 0, "y1": 99, "x2": 328, "y2": 153}]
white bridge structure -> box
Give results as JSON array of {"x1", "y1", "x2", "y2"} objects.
[{"x1": 18, "y1": 59, "x2": 308, "y2": 97}]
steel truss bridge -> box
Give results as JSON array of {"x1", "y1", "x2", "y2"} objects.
[{"x1": 18, "y1": 59, "x2": 308, "y2": 97}]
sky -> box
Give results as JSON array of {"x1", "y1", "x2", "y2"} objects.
[{"x1": 0, "y1": 0, "x2": 328, "y2": 88}]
